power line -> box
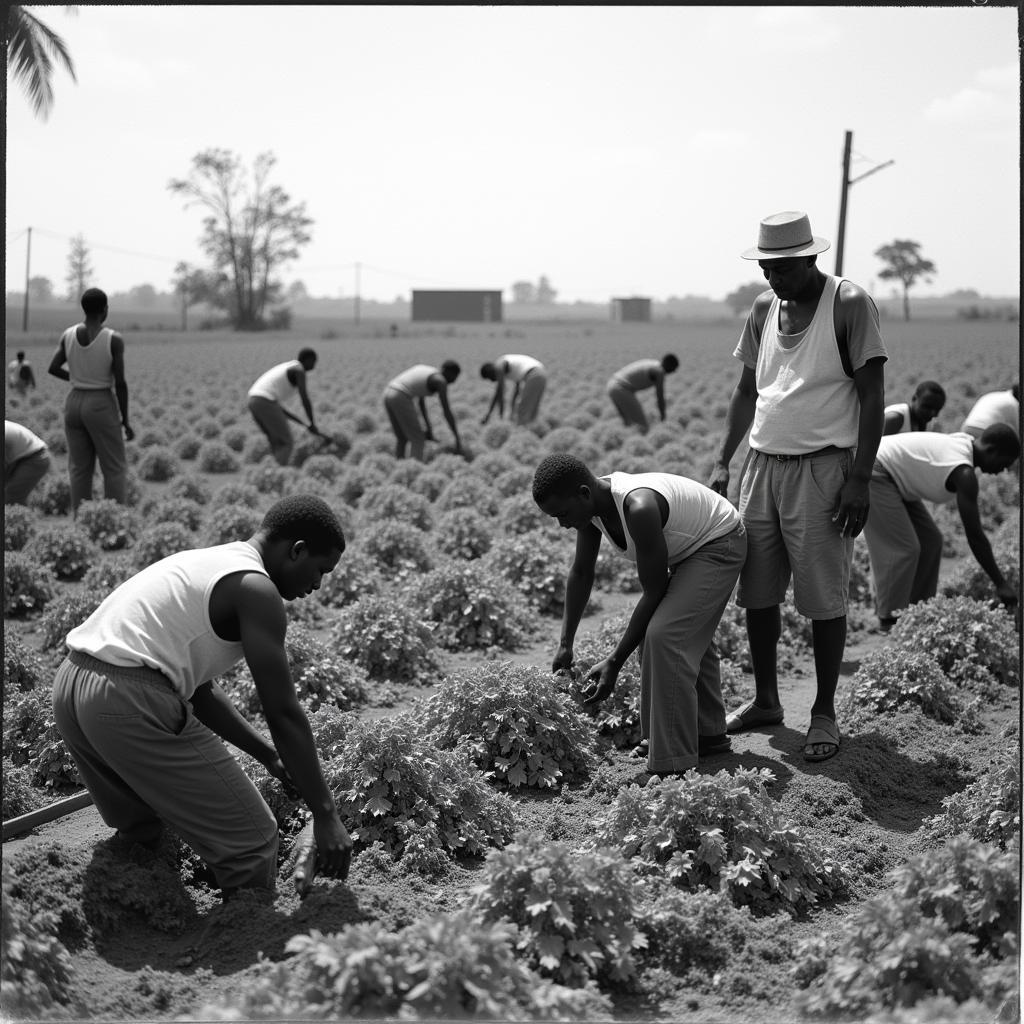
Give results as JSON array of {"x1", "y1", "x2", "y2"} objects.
[{"x1": 23, "y1": 226, "x2": 180, "y2": 264}]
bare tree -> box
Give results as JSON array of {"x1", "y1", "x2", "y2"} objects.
[
  {"x1": 64, "y1": 233, "x2": 93, "y2": 300},
  {"x1": 875, "y1": 239, "x2": 936, "y2": 322},
  {"x1": 536, "y1": 275, "x2": 557, "y2": 304},
  {"x1": 168, "y1": 150, "x2": 313, "y2": 330},
  {"x1": 6, "y1": 5, "x2": 77, "y2": 120}
]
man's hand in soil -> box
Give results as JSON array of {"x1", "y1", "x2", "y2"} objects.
[{"x1": 314, "y1": 815, "x2": 353, "y2": 881}]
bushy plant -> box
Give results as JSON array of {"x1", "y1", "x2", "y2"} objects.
[
  {"x1": 301, "y1": 453, "x2": 344, "y2": 485},
  {"x1": 4, "y1": 552, "x2": 56, "y2": 616},
  {"x1": 172, "y1": 433, "x2": 202, "y2": 460},
  {"x1": 197, "y1": 441, "x2": 240, "y2": 473},
  {"x1": 209, "y1": 481, "x2": 262, "y2": 509},
  {"x1": 221, "y1": 425, "x2": 249, "y2": 452},
  {"x1": 358, "y1": 482, "x2": 434, "y2": 531},
  {"x1": 2, "y1": 757, "x2": 46, "y2": 820},
  {"x1": 133, "y1": 522, "x2": 194, "y2": 569},
  {"x1": 29, "y1": 476, "x2": 71, "y2": 516},
  {"x1": 195, "y1": 416, "x2": 221, "y2": 439},
  {"x1": 4, "y1": 504, "x2": 38, "y2": 551},
  {"x1": 941, "y1": 510, "x2": 1019, "y2": 603},
  {"x1": 924, "y1": 742, "x2": 1021, "y2": 849},
  {"x1": 483, "y1": 531, "x2": 574, "y2": 615},
  {"x1": 499, "y1": 493, "x2": 550, "y2": 536},
  {"x1": 189, "y1": 910, "x2": 610, "y2": 1021},
  {"x1": 167, "y1": 473, "x2": 211, "y2": 505},
  {"x1": 39, "y1": 591, "x2": 105, "y2": 650},
  {"x1": 200, "y1": 503, "x2": 261, "y2": 546},
  {"x1": 313, "y1": 550, "x2": 384, "y2": 608},
  {"x1": 418, "y1": 662, "x2": 596, "y2": 789},
  {"x1": 436, "y1": 506, "x2": 494, "y2": 559},
  {"x1": 79, "y1": 553, "x2": 137, "y2": 594},
  {"x1": 436, "y1": 475, "x2": 502, "y2": 517},
  {"x1": 332, "y1": 595, "x2": 440, "y2": 682},
  {"x1": 243, "y1": 463, "x2": 297, "y2": 496},
  {"x1": 355, "y1": 521, "x2": 434, "y2": 577},
  {"x1": 411, "y1": 564, "x2": 539, "y2": 651},
  {"x1": 138, "y1": 495, "x2": 205, "y2": 533},
  {"x1": 24, "y1": 525, "x2": 96, "y2": 581},
  {"x1": 75, "y1": 498, "x2": 139, "y2": 550},
  {"x1": 888, "y1": 595, "x2": 1019, "y2": 690},
  {"x1": 481, "y1": 421, "x2": 514, "y2": 449},
  {"x1": 592, "y1": 769, "x2": 847, "y2": 916},
  {"x1": 3, "y1": 634, "x2": 47, "y2": 701},
  {"x1": 794, "y1": 838, "x2": 1018, "y2": 1019},
  {"x1": 471, "y1": 831, "x2": 646, "y2": 988},
  {"x1": 408, "y1": 469, "x2": 449, "y2": 501},
  {"x1": 136, "y1": 445, "x2": 180, "y2": 482},
  {"x1": 841, "y1": 648, "x2": 966, "y2": 725},
  {"x1": 3, "y1": 686, "x2": 80, "y2": 790},
  {"x1": 495, "y1": 466, "x2": 534, "y2": 499}
]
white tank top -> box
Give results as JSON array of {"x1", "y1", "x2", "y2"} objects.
[
  {"x1": 64, "y1": 326, "x2": 115, "y2": 390},
  {"x1": 497, "y1": 354, "x2": 542, "y2": 382},
  {"x1": 610, "y1": 359, "x2": 659, "y2": 391},
  {"x1": 874, "y1": 432, "x2": 974, "y2": 506},
  {"x1": 386, "y1": 364, "x2": 437, "y2": 398},
  {"x1": 248, "y1": 360, "x2": 301, "y2": 404},
  {"x1": 962, "y1": 390, "x2": 1020, "y2": 436},
  {"x1": 5, "y1": 420, "x2": 48, "y2": 467},
  {"x1": 66, "y1": 541, "x2": 270, "y2": 699},
  {"x1": 749, "y1": 276, "x2": 860, "y2": 454},
  {"x1": 592, "y1": 471, "x2": 740, "y2": 565},
  {"x1": 884, "y1": 402, "x2": 912, "y2": 433}
]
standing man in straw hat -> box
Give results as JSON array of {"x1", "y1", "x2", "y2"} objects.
[{"x1": 708, "y1": 211, "x2": 887, "y2": 762}]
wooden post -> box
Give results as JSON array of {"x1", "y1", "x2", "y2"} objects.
[{"x1": 834, "y1": 132, "x2": 852, "y2": 277}]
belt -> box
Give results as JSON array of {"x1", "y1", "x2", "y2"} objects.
[{"x1": 758, "y1": 445, "x2": 844, "y2": 462}]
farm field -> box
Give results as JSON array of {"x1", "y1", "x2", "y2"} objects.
[{"x1": 2, "y1": 317, "x2": 1020, "y2": 1023}]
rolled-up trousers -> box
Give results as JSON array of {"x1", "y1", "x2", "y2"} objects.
[{"x1": 640, "y1": 522, "x2": 747, "y2": 774}]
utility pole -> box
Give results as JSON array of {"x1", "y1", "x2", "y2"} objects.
[
  {"x1": 354, "y1": 261, "x2": 361, "y2": 326},
  {"x1": 834, "y1": 131, "x2": 894, "y2": 277},
  {"x1": 22, "y1": 227, "x2": 32, "y2": 331}
]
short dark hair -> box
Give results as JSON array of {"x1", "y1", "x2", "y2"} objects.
[
  {"x1": 480, "y1": 362, "x2": 497, "y2": 380},
  {"x1": 261, "y1": 494, "x2": 345, "y2": 554},
  {"x1": 979, "y1": 423, "x2": 1021, "y2": 460},
  {"x1": 662, "y1": 354, "x2": 679, "y2": 373},
  {"x1": 81, "y1": 288, "x2": 108, "y2": 316},
  {"x1": 913, "y1": 380, "x2": 946, "y2": 402},
  {"x1": 532, "y1": 453, "x2": 594, "y2": 505},
  {"x1": 298, "y1": 347, "x2": 317, "y2": 366},
  {"x1": 441, "y1": 359, "x2": 461, "y2": 381},
  {"x1": 16, "y1": 351, "x2": 25, "y2": 361}
]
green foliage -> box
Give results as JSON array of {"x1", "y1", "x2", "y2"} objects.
[
  {"x1": 80, "y1": 553, "x2": 137, "y2": 594},
  {"x1": 133, "y1": 521, "x2": 194, "y2": 568},
  {"x1": 888, "y1": 595, "x2": 1019, "y2": 690},
  {"x1": 418, "y1": 662, "x2": 596, "y2": 789},
  {"x1": 200, "y1": 502, "x2": 261, "y2": 545},
  {"x1": 923, "y1": 741, "x2": 1020, "y2": 849},
  {"x1": 358, "y1": 482, "x2": 434, "y2": 531},
  {"x1": 190, "y1": 910, "x2": 611, "y2": 1021},
  {"x1": 483, "y1": 531, "x2": 573, "y2": 615},
  {"x1": 3, "y1": 634, "x2": 47, "y2": 698},
  {"x1": 167, "y1": 473, "x2": 211, "y2": 504},
  {"x1": 2, "y1": 757, "x2": 46, "y2": 819},
  {"x1": 39, "y1": 591, "x2": 105, "y2": 650},
  {"x1": 471, "y1": 831, "x2": 646, "y2": 987},
  {"x1": 841, "y1": 648, "x2": 969, "y2": 726},
  {"x1": 75, "y1": 498, "x2": 139, "y2": 550},
  {"x1": 313, "y1": 549, "x2": 383, "y2": 608},
  {"x1": 411, "y1": 563, "x2": 539, "y2": 651},
  {"x1": 436, "y1": 506, "x2": 494, "y2": 559},
  {"x1": 138, "y1": 495, "x2": 205, "y2": 533},
  {"x1": 24, "y1": 524, "x2": 96, "y2": 581},
  {"x1": 332, "y1": 595, "x2": 440, "y2": 682},
  {"x1": 4, "y1": 503, "x2": 38, "y2": 550},
  {"x1": 941, "y1": 510, "x2": 1019, "y2": 602},
  {"x1": 498, "y1": 493, "x2": 549, "y2": 535},
  {"x1": 315, "y1": 713, "x2": 517, "y2": 867},
  {"x1": 172, "y1": 433, "x2": 202, "y2": 460},
  {"x1": 197, "y1": 440, "x2": 240, "y2": 473},
  {"x1": 243, "y1": 462, "x2": 297, "y2": 496},
  {"x1": 29, "y1": 475, "x2": 72, "y2": 516},
  {"x1": 356, "y1": 520, "x2": 434, "y2": 576},
  {"x1": 592, "y1": 769, "x2": 847, "y2": 916},
  {"x1": 436, "y1": 475, "x2": 502, "y2": 517},
  {"x1": 3, "y1": 685, "x2": 80, "y2": 790},
  {"x1": 4, "y1": 551, "x2": 56, "y2": 616},
  {"x1": 136, "y1": 445, "x2": 180, "y2": 482},
  {"x1": 210, "y1": 480, "x2": 262, "y2": 508}
]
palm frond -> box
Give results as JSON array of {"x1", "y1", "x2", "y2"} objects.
[{"x1": 7, "y1": 5, "x2": 77, "y2": 120}]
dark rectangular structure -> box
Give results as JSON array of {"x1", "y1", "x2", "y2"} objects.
[
  {"x1": 411, "y1": 290, "x2": 503, "y2": 323},
  {"x1": 611, "y1": 296, "x2": 652, "y2": 322}
]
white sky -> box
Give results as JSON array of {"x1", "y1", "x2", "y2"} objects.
[{"x1": 5, "y1": 4, "x2": 1020, "y2": 303}]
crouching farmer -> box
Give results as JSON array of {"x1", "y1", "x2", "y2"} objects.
[
  {"x1": 533, "y1": 453, "x2": 747, "y2": 775},
  {"x1": 52, "y1": 494, "x2": 353, "y2": 898}
]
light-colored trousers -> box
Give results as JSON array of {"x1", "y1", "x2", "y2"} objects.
[
  {"x1": 862, "y1": 472, "x2": 943, "y2": 620},
  {"x1": 607, "y1": 381, "x2": 649, "y2": 433},
  {"x1": 512, "y1": 369, "x2": 547, "y2": 425},
  {"x1": 52, "y1": 651, "x2": 279, "y2": 892},
  {"x1": 248, "y1": 395, "x2": 294, "y2": 466},
  {"x1": 64, "y1": 388, "x2": 128, "y2": 512},
  {"x1": 640, "y1": 523, "x2": 747, "y2": 774}
]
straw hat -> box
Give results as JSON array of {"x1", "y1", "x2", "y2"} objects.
[{"x1": 741, "y1": 211, "x2": 831, "y2": 260}]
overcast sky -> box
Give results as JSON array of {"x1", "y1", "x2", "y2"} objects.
[{"x1": 5, "y1": 4, "x2": 1019, "y2": 303}]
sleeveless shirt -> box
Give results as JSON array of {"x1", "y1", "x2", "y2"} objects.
[
  {"x1": 497, "y1": 354, "x2": 542, "y2": 382},
  {"x1": 592, "y1": 471, "x2": 740, "y2": 565},
  {"x1": 386, "y1": 364, "x2": 438, "y2": 399},
  {"x1": 884, "y1": 402, "x2": 912, "y2": 433},
  {"x1": 5, "y1": 421, "x2": 48, "y2": 467},
  {"x1": 610, "y1": 359, "x2": 659, "y2": 392},
  {"x1": 248, "y1": 360, "x2": 301, "y2": 404},
  {"x1": 874, "y1": 432, "x2": 974, "y2": 506},
  {"x1": 962, "y1": 390, "x2": 1020, "y2": 436},
  {"x1": 66, "y1": 541, "x2": 270, "y2": 699},
  {"x1": 64, "y1": 326, "x2": 115, "y2": 390}
]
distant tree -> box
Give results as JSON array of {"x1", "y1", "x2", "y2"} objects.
[
  {"x1": 536, "y1": 275, "x2": 557, "y2": 304},
  {"x1": 64, "y1": 233, "x2": 93, "y2": 300},
  {"x1": 511, "y1": 280, "x2": 536, "y2": 304},
  {"x1": 725, "y1": 281, "x2": 767, "y2": 315},
  {"x1": 171, "y1": 261, "x2": 217, "y2": 332},
  {"x1": 285, "y1": 280, "x2": 309, "y2": 304},
  {"x1": 168, "y1": 149, "x2": 314, "y2": 331},
  {"x1": 28, "y1": 275, "x2": 54, "y2": 303},
  {"x1": 127, "y1": 283, "x2": 158, "y2": 307},
  {"x1": 875, "y1": 239, "x2": 936, "y2": 322},
  {"x1": 6, "y1": 5, "x2": 77, "y2": 121}
]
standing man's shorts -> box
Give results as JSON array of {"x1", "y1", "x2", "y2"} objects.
[
  {"x1": 736, "y1": 447, "x2": 854, "y2": 619},
  {"x1": 607, "y1": 380, "x2": 648, "y2": 431},
  {"x1": 514, "y1": 367, "x2": 547, "y2": 425},
  {"x1": 383, "y1": 386, "x2": 424, "y2": 442}
]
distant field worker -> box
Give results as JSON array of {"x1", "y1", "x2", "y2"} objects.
[
  {"x1": 247, "y1": 349, "x2": 319, "y2": 466},
  {"x1": 383, "y1": 361, "x2": 462, "y2": 461},
  {"x1": 883, "y1": 380, "x2": 946, "y2": 435},
  {"x1": 4, "y1": 420, "x2": 51, "y2": 504},
  {"x1": 480, "y1": 354, "x2": 548, "y2": 426},
  {"x1": 7, "y1": 351, "x2": 36, "y2": 394},
  {"x1": 961, "y1": 384, "x2": 1020, "y2": 440},
  {"x1": 47, "y1": 288, "x2": 134, "y2": 514},
  {"x1": 863, "y1": 425, "x2": 1020, "y2": 631},
  {"x1": 606, "y1": 355, "x2": 679, "y2": 434}
]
